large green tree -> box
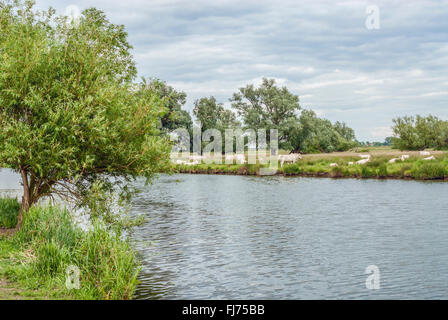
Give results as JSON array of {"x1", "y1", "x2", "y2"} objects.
[
  {"x1": 287, "y1": 110, "x2": 356, "y2": 153},
  {"x1": 193, "y1": 96, "x2": 240, "y2": 132},
  {"x1": 230, "y1": 78, "x2": 301, "y2": 139},
  {"x1": 392, "y1": 114, "x2": 448, "y2": 150},
  {"x1": 146, "y1": 78, "x2": 192, "y2": 132},
  {"x1": 0, "y1": 1, "x2": 169, "y2": 228}
]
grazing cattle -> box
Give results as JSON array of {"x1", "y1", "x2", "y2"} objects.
[
  {"x1": 348, "y1": 161, "x2": 354, "y2": 165},
  {"x1": 329, "y1": 163, "x2": 338, "y2": 167},
  {"x1": 356, "y1": 158, "x2": 370, "y2": 165},
  {"x1": 278, "y1": 153, "x2": 302, "y2": 167},
  {"x1": 420, "y1": 151, "x2": 431, "y2": 156},
  {"x1": 175, "y1": 159, "x2": 199, "y2": 165},
  {"x1": 423, "y1": 156, "x2": 436, "y2": 160},
  {"x1": 388, "y1": 158, "x2": 399, "y2": 163},
  {"x1": 225, "y1": 154, "x2": 246, "y2": 164},
  {"x1": 400, "y1": 155, "x2": 410, "y2": 161},
  {"x1": 359, "y1": 154, "x2": 371, "y2": 159}
]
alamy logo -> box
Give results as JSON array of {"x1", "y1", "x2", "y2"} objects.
[
  {"x1": 365, "y1": 5, "x2": 380, "y2": 30},
  {"x1": 65, "y1": 265, "x2": 80, "y2": 290},
  {"x1": 169, "y1": 123, "x2": 286, "y2": 176},
  {"x1": 365, "y1": 265, "x2": 380, "y2": 290},
  {"x1": 65, "y1": 5, "x2": 81, "y2": 26}
]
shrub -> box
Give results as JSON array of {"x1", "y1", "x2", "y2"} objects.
[
  {"x1": 377, "y1": 164, "x2": 388, "y2": 178},
  {"x1": 0, "y1": 198, "x2": 20, "y2": 228},
  {"x1": 282, "y1": 164, "x2": 301, "y2": 175},
  {"x1": 34, "y1": 240, "x2": 70, "y2": 276},
  {"x1": 411, "y1": 162, "x2": 446, "y2": 179},
  {"x1": 361, "y1": 166, "x2": 374, "y2": 178},
  {"x1": 330, "y1": 166, "x2": 343, "y2": 177}
]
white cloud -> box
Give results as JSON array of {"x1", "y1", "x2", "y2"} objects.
[
  {"x1": 370, "y1": 126, "x2": 393, "y2": 139},
  {"x1": 35, "y1": 0, "x2": 448, "y2": 141}
]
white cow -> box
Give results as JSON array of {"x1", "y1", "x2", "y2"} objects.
[
  {"x1": 423, "y1": 156, "x2": 436, "y2": 160},
  {"x1": 388, "y1": 158, "x2": 399, "y2": 163},
  {"x1": 356, "y1": 158, "x2": 370, "y2": 165},
  {"x1": 175, "y1": 159, "x2": 199, "y2": 165},
  {"x1": 348, "y1": 161, "x2": 354, "y2": 165},
  {"x1": 359, "y1": 154, "x2": 371, "y2": 159},
  {"x1": 278, "y1": 153, "x2": 302, "y2": 167},
  {"x1": 400, "y1": 155, "x2": 410, "y2": 161},
  {"x1": 420, "y1": 151, "x2": 431, "y2": 156},
  {"x1": 329, "y1": 163, "x2": 338, "y2": 167},
  {"x1": 225, "y1": 154, "x2": 246, "y2": 164}
]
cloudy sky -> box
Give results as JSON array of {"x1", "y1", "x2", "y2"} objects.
[{"x1": 36, "y1": 0, "x2": 448, "y2": 141}]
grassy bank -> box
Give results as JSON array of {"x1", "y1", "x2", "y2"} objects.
[
  {"x1": 0, "y1": 201, "x2": 140, "y2": 300},
  {"x1": 0, "y1": 198, "x2": 20, "y2": 229},
  {"x1": 172, "y1": 149, "x2": 448, "y2": 180}
]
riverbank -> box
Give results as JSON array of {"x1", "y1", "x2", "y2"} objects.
[
  {"x1": 0, "y1": 202, "x2": 140, "y2": 300},
  {"x1": 172, "y1": 149, "x2": 448, "y2": 181}
]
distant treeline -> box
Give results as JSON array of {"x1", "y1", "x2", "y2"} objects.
[
  {"x1": 152, "y1": 77, "x2": 357, "y2": 153},
  {"x1": 358, "y1": 138, "x2": 392, "y2": 147},
  {"x1": 391, "y1": 115, "x2": 448, "y2": 150}
]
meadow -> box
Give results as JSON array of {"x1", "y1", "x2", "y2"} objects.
[{"x1": 172, "y1": 147, "x2": 448, "y2": 180}]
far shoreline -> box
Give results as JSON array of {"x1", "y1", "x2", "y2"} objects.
[
  {"x1": 170, "y1": 147, "x2": 448, "y2": 182},
  {"x1": 173, "y1": 167, "x2": 448, "y2": 182}
]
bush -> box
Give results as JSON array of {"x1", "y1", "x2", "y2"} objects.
[
  {"x1": 0, "y1": 198, "x2": 20, "y2": 228},
  {"x1": 411, "y1": 162, "x2": 446, "y2": 179},
  {"x1": 282, "y1": 164, "x2": 301, "y2": 175},
  {"x1": 377, "y1": 164, "x2": 388, "y2": 178},
  {"x1": 34, "y1": 240, "x2": 70, "y2": 276},
  {"x1": 361, "y1": 166, "x2": 374, "y2": 178}
]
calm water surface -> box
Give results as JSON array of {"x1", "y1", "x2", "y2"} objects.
[
  {"x1": 2, "y1": 169, "x2": 448, "y2": 299},
  {"x1": 131, "y1": 174, "x2": 448, "y2": 299}
]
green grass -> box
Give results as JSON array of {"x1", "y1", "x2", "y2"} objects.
[
  {"x1": 0, "y1": 198, "x2": 20, "y2": 228},
  {"x1": 171, "y1": 153, "x2": 448, "y2": 180},
  {"x1": 0, "y1": 204, "x2": 140, "y2": 300}
]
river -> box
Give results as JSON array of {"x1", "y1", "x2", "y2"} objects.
[
  {"x1": 131, "y1": 174, "x2": 448, "y2": 299},
  {"x1": 2, "y1": 170, "x2": 448, "y2": 299}
]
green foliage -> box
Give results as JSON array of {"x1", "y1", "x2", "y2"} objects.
[
  {"x1": 193, "y1": 96, "x2": 240, "y2": 132},
  {"x1": 411, "y1": 162, "x2": 446, "y2": 180},
  {"x1": 228, "y1": 78, "x2": 356, "y2": 153},
  {"x1": 361, "y1": 166, "x2": 374, "y2": 178},
  {"x1": 172, "y1": 152, "x2": 448, "y2": 180},
  {"x1": 377, "y1": 164, "x2": 388, "y2": 177},
  {"x1": 34, "y1": 240, "x2": 70, "y2": 276},
  {"x1": 146, "y1": 78, "x2": 192, "y2": 132},
  {"x1": 8, "y1": 205, "x2": 140, "y2": 299},
  {"x1": 392, "y1": 115, "x2": 448, "y2": 150},
  {"x1": 0, "y1": 197, "x2": 20, "y2": 228},
  {"x1": 231, "y1": 78, "x2": 300, "y2": 130},
  {"x1": 193, "y1": 96, "x2": 241, "y2": 152},
  {"x1": 0, "y1": 1, "x2": 170, "y2": 212},
  {"x1": 290, "y1": 110, "x2": 357, "y2": 153},
  {"x1": 230, "y1": 78, "x2": 300, "y2": 147}
]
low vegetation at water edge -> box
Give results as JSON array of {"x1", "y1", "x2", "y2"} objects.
[
  {"x1": 172, "y1": 151, "x2": 448, "y2": 180},
  {"x1": 0, "y1": 204, "x2": 140, "y2": 300},
  {"x1": 0, "y1": 198, "x2": 20, "y2": 229}
]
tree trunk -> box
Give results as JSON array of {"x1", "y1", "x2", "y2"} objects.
[{"x1": 15, "y1": 168, "x2": 31, "y2": 231}]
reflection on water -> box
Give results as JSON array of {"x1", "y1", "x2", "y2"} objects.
[{"x1": 131, "y1": 174, "x2": 448, "y2": 299}]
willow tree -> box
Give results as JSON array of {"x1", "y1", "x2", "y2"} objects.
[{"x1": 0, "y1": 1, "x2": 170, "y2": 229}]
